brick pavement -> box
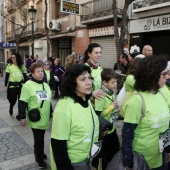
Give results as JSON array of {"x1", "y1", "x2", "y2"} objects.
[{"x1": 0, "y1": 76, "x2": 58, "y2": 170}]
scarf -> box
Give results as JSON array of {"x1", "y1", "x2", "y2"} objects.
[{"x1": 87, "y1": 59, "x2": 99, "y2": 69}]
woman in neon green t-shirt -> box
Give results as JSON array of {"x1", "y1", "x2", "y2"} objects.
[
  {"x1": 83, "y1": 43, "x2": 105, "y2": 100},
  {"x1": 50, "y1": 64, "x2": 99, "y2": 170},
  {"x1": 16, "y1": 62, "x2": 52, "y2": 169},
  {"x1": 4, "y1": 53, "x2": 27, "y2": 116},
  {"x1": 122, "y1": 55, "x2": 170, "y2": 170}
]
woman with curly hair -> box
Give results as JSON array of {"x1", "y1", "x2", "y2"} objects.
[
  {"x1": 121, "y1": 55, "x2": 170, "y2": 170},
  {"x1": 4, "y1": 53, "x2": 27, "y2": 116},
  {"x1": 50, "y1": 64, "x2": 99, "y2": 170}
]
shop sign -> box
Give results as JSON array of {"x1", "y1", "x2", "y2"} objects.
[
  {"x1": 130, "y1": 14, "x2": 170, "y2": 33},
  {"x1": 0, "y1": 42, "x2": 16, "y2": 49},
  {"x1": 61, "y1": 0, "x2": 80, "y2": 15},
  {"x1": 89, "y1": 26, "x2": 114, "y2": 37}
]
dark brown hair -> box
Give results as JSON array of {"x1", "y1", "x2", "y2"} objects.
[
  {"x1": 29, "y1": 62, "x2": 43, "y2": 73},
  {"x1": 101, "y1": 68, "x2": 117, "y2": 82}
]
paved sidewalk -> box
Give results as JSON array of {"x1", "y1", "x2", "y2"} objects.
[{"x1": 0, "y1": 77, "x2": 57, "y2": 170}]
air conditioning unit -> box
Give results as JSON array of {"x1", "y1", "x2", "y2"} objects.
[{"x1": 49, "y1": 20, "x2": 61, "y2": 31}]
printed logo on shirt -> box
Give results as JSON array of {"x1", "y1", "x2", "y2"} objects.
[
  {"x1": 150, "y1": 109, "x2": 169, "y2": 129},
  {"x1": 12, "y1": 72, "x2": 22, "y2": 77}
]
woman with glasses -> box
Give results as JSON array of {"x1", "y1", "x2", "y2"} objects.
[
  {"x1": 43, "y1": 60, "x2": 54, "y2": 90},
  {"x1": 121, "y1": 55, "x2": 170, "y2": 170},
  {"x1": 4, "y1": 53, "x2": 27, "y2": 116}
]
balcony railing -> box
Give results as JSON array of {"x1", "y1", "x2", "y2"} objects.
[
  {"x1": 80, "y1": 0, "x2": 122, "y2": 23},
  {"x1": 133, "y1": 0, "x2": 170, "y2": 10},
  {"x1": 6, "y1": 22, "x2": 45, "y2": 41}
]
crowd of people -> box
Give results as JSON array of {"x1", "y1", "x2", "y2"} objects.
[{"x1": 3, "y1": 43, "x2": 170, "y2": 170}]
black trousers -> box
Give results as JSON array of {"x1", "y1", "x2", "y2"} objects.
[
  {"x1": 7, "y1": 86, "x2": 22, "y2": 108},
  {"x1": 92, "y1": 130, "x2": 120, "y2": 170},
  {"x1": 32, "y1": 128, "x2": 46, "y2": 162},
  {"x1": 54, "y1": 81, "x2": 60, "y2": 97}
]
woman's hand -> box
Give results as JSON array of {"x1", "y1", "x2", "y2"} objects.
[
  {"x1": 164, "y1": 152, "x2": 170, "y2": 163},
  {"x1": 20, "y1": 119, "x2": 26, "y2": 127},
  {"x1": 4, "y1": 86, "x2": 7, "y2": 92},
  {"x1": 125, "y1": 166, "x2": 132, "y2": 170},
  {"x1": 92, "y1": 89, "x2": 105, "y2": 100}
]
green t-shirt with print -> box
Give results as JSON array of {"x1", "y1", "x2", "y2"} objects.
[
  {"x1": 19, "y1": 80, "x2": 52, "y2": 130},
  {"x1": 6, "y1": 64, "x2": 26, "y2": 83},
  {"x1": 95, "y1": 93, "x2": 115, "y2": 134},
  {"x1": 85, "y1": 63, "x2": 103, "y2": 91},
  {"x1": 50, "y1": 97, "x2": 99, "y2": 170},
  {"x1": 124, "y1": 92, "x2": 170, "y2": 169}
]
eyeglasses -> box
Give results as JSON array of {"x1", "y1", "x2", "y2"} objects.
[
  {"x1": 160, "y1": 70, "x2": 169, "y2": 78},
  {"x1": 11, "y1": 57, "x2": 16, "y2": 59},
  {"x1": 44, "y1": 63, "x2": 49, "y2": 66}
]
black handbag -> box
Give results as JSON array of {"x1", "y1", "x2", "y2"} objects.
[
  {"x1": 28, "y1": 108, "x2": 41, "y2": 122},
  {"x1": 28, "y1": 83, "x2": 45, "y2": 122}
]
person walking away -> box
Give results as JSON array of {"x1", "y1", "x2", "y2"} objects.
[
  {"x1": 16, "y1": 62, "x2": 53, "y2": 169},
  {"x1": 60, "y1": 54, "x2": 79, "y2": 82},
  {"x1": 4, "y1": 53, "x2": 27, "y2": 116}
]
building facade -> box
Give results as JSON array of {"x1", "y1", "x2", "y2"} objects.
[
  {"x1": 4, "y1": 0, "x2": 125, "y2": 67},
  {"x1": 129, "y1": 0, "x2": 170, "y2": 57},
  {"x1": 49, "y1": 0, "x2": 125, "y2": 68}
]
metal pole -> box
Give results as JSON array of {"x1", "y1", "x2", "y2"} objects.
[{"x1": 32, "y1": 20, "x2": 34, "y2": 58}]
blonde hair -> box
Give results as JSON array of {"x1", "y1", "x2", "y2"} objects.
[{"x1": 65, "y1": 54, "x2": 79, "y2": 69}]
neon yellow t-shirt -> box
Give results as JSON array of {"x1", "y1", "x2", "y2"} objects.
[
  {"x1": 124, "y1": 92, "x2": 170, "y2": 169},
  {"x1": 120, "y1": 75, "x2": 135, "y2": 118},
  {"x1": 124, "y1": 74, "x2": 135, "y2": 92},
  {"x1": 95, "y1": 93, "x2": 115, "y2": 134},
  {"x1": 6, "y1": 64, "x2": 26, "y2": 88},
  {"x1": 19, "y1": 80, "x2": 52, "y2": 130},
  {"x1": 50, "y1": 97, "x2": 99, "y2": 169},
  {"x1": 85, "y1": 63, "x2": 103, "y2": 91},
  {"x1": 44, "y1": 69, "x2": 50, "y2": 84}
]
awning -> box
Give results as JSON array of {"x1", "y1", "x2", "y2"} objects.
[{"x1": 49, "y1": 32, "x2": 75, "y2": 39}]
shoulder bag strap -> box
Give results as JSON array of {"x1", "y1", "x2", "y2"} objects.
[
  {"x1": 135, "y1": 92, "x2": 145, "y2": 120},
  {"x1": 40, "y1": 83, "x2": 45, "y2": 108},
  {"x1": 89, "y1": 106, "x2": 95, "y2": 158}
]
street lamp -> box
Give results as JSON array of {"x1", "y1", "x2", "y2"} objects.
[{"x1": 28, "y1": 6, "x2": 37, "y2": 58}]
